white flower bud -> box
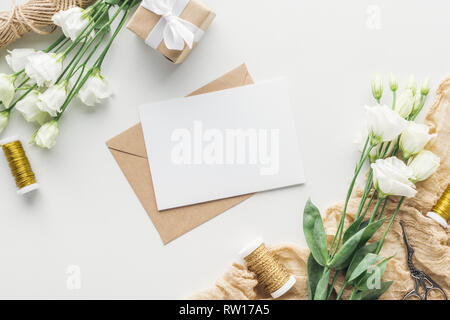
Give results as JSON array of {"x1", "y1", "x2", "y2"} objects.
[
  {"x1": 399, "y1": 122, "x2": 435, "y2": 159},
  {"x1": 6, "y1": 48, "x2": 36, "y2": 73},
  {"x1": 0, "y1": 110, "x2": 10, "y2": 134},
  {"x1": 25, "y1": 51, "x2": 63, "y2": 87},
  {"x1": 0, "y1": 73, "x2": 15, "y2": 108},
  {"x1": 15, "y1": 90, "x2": 50, "y2": 125},
  {"x1": 406, "y1": 74, "x2": 416, "y2": 95},
  {"x1": 389, "y1": 73, "x2": 398, "y2": 91},
  {"x1": 37, "y1": 82, "x2": 67, "y2": 117},
  {"x1": 78, "y1": 70, "x2": 113, "y2": 106},
  {"x1": 371, "y1": 73, "x2": 383, "y2": 101},
  {"x1": 52, "y1": 7, "x2": 92, "y2": 41},
  {"x1": 411, "y1": 93, "x2": 423, "y2": 115},
  {"x1": 394, "y1": 89, "x2": 414, "y2": 118},
  {"x1": 33, "y1": 120, "x2": 59, "y2": 149},
  {"x1": 408, "y1": 150, "x2": 440, "y2": 183},
  {"x1": 420, "y1": 77, "x2": 430, "y2": 96}
]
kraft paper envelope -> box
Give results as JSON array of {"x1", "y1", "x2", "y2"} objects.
[{"x1": 106, "y1": 64, "x2": 254, "y2": 244}]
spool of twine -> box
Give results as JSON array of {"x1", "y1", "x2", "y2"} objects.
[
  {"x1": 239, "y1": 239, "x2": 296, "y2": 299},
  {"x1": 0, "y1": 0, "x2": 97, "y2": 49},
  {"x1": 427, "y1": 184, "x2": 450, "y2": 228},
  {"x1": 0, "y1": 136, "x2": 39, "y2": 195}
]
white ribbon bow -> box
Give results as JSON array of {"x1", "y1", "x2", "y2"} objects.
[{"x1": 142, "y1": 0, "x2": 204, "y2": 51}]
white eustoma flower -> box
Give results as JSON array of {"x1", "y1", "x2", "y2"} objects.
[
  {"x1": 0, "y1": 110, "x2": 9, "y2": 134},
  {"x1": 0, "y1": 73, "x2": 15, "y2": 108},
  {"x1": 365, "y1": 104, "x2": 407, "y2": 145},
  {"x1": 78, "y1": 71, "x2": 113, "y2": 106},
  {"x1": 394, "y1": 89, "x2": 414, "y2": 118},
  {"x1": 33, "y1": 120, "x2": 59, "y2": 149},
  {"x1": 37, "y1": 83, "x2": 67, "y2": 117},
  {"x1": 408, "y1": 150, "x2": 440, "y2": 183},
  {"x1": 371, "y1": 156, "x2": 417, "y2": 198},
  {"x1": 52, "y1": 7, "x2": 91, "y2": 41},
  {"x1": 15, "y1": 90, "x2": 49, "y2": 125},
  {"x1": 6, "y1": 48, "x2": 36, "y2": 73},
  {"x1": 25, "y1": 51, "x2": 63, "y2": 87},
  {"x1": 399, "y1": 122, "x2": 435, "y2": 159}
]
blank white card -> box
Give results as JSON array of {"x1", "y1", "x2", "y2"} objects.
[{"x1": 139, "y1": 78, "x2": 305, "y2": 210}]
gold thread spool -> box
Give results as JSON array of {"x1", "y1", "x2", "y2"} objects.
[
  {"x1": 239, "y1": 239, "x2": 296, "y2": 298},
  {"x1": 1, "y1": 136, "x2": 39, "y2": 195},
  {"x1": 427, "y1": 184, "x2": 450, "y2": 228}
]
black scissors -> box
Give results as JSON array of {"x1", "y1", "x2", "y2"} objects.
[{"x1": 400, "y1": 221, "x2": 447, "y2": 300}]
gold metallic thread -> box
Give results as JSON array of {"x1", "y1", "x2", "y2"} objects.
[
  {"x1": 1, "y1": 140, "x2": 36, "y2": 189},
  {"x1": 244, "y1": 243, "x2": 290, "y2": 295},
  {"x1": 433, "y1": 184, "x2": 450, "y2": 221}
]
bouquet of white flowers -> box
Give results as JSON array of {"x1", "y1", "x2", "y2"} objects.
[
  {"x1": 0, "y1": 0, "x2": 139, "y2": 148},
  {"x1": 303, "y1": 74, "x2": 440, "y2": 300}
]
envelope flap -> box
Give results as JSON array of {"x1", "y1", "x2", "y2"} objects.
[
  {"x1": 106, "y1": 123, "x2": 148, "y2": 158},
  {"x1": 188, "y1": 64, "x2": 252, "y2": 97},
  {"x1": 105, "y1": 64, "x2": 251, "y2": 158}
]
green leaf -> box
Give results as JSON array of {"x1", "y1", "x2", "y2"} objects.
[
  {"x1": 347, "y1": 253, "x2": 381, "y2": 282},
  {"x1": 351, "y1": 281, "x2": 393, "y2": 300},
  {"x1": 358, "y1": 218, "x2": 386, "y2": 248},
  {"x1": 345, "y1": 242, "x2": 379, "y2": 282},
  {"x1": 94, "y1": 10, "x2": 110, "y2": 32},
  {"x1": 302, "y1": 199, "x2": 328, "y2": 266},
  {"x1": 328, "y1": 228, "x2": 365, "y2": 269},
  {"x1": 342, "y1": 217, "x2": 363, "y2": 243},
  {"x1": 105, "y1": 0, "x2": 121, "y2": 4},
  {"x1": 356, "y1": 257, "x2": 391, "y2": 291},
  {"x1": 313, "y1": 268, "x2": 331, "y2": 300},
  {"x1": 307, "y1": 253, "x2": 324, "y2": 300}
]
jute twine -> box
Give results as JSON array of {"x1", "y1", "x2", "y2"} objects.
[{"x1": 0, "y1": 0, "x2": 96, "y2": 49}]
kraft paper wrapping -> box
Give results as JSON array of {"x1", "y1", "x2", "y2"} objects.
[
  {"x1": 191, "y1": 77, "x2": 450, "y2": 300},
  {"x1": 106, "y1": 64, "x2": 254, "y2": 244},
  {"x1": 127, "y1": 0, "x2": 215, "y2": 64}
]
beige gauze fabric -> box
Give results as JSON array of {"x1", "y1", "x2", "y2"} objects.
[{"x1": 191, "y1": 77, "x2": 450, "y2": 300}]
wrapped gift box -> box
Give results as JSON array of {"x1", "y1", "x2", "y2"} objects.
[{"x1": 127, "y1": 0, "x2": 215, "y2": 64}]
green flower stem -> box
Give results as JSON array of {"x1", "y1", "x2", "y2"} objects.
[
  {"x1": 410, "y1": 94, "x2": 427, "y2": 120},
  {"x1": 7, "y1": 84, "x2": 37, "y2": 112},
  {"x1": 66, "y1": 0, "x2": 131, "y2": 80},
  {"x1": 376, "y1": 197, "x2": 389, "y2": 220},
  {"x1": 375, "y1": 197, "x2": 404, "y2": 254},
  {"x1": 329, "y1": 144, "x2": 374, "y2": 258},
  {"x1": 51, "y1": 37, "x2": 71, "y2": 54},
  {"x1": 95, "y1": 1, "x2": 133, "y2": 69},
  {"x1": 56, "y1": 38, "x2": 89, "y2": 83},
  {"x1": 360, "y1": 189, "x2": 376, "y2": 220},
  {"x1": 392, "y1": 91, "x2": 396, "y2": 109},
  {"x1": 355, "y1": 170, "x2": 374, "y2": 220},
  {"x1": 368, "y1": 197, "x2": 384, "y2": 224},
  {"x1": 43, "y1": 34, "x2": 67, "y2": 53},
  {"x1": 56, "y1": 1, "x2": 132, "y2": 119},
  {"x1": 61, "y1": 2, "x2": 109, "y2": 57},
  {"x1": 336, "y1": 281, "x2": 348, "y2": 300},
  {"x1": 327, "y1": 271, "x2": 339, "y2": 299}
]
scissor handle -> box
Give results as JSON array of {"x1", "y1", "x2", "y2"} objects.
[
  {"x1": 423, "y1": 276, "x2": 448, "y2": 300},
  {"x1": 403, "y1": 288, "x2": 422, "y2": 300}
]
